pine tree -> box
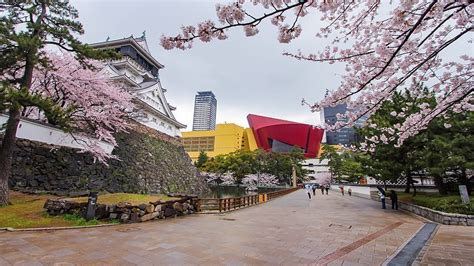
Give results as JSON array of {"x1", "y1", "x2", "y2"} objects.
[
  {"x1": 194, "y1": 151, "x2": 209, "y2": 169},
  {"x1": 0, "y1": 0, "x2": 117, "y2": 206}
]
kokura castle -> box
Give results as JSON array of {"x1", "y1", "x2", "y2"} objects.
[
  {"x1": 90, "y1": 33, "x2": 186, "y2": 138},
  {"x1": 0, "y1": 33, "x2": 186, "y2": 153}
]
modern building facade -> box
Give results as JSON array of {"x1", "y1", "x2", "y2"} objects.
[
  {"x1": 322, "y1": 103, "x2": 363, "y2": 145},
  {"x1": 302, "y1": 158, "x2": 330, "y2": 182},
  {"x1": 247, "y1": 114, "x2": 324, "y2": 158},
  {"x1": 182, "y1": 123, "x2": 257, "y2": 161},
  {"x1": 182, "y1": 114, "x2": 324, "y2": 161},
  {"x1": 89, "y1": 34, "x2": 185, "y2": 137},
  {"x1": 192, "y1": 91, "x2": 217, "y2": 131}
]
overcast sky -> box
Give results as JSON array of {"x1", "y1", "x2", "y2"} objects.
[{"x1": 70, "y1": 0, "x2": 347, "y2": 129}]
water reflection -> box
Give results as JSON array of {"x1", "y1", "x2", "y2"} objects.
[{"x1": 201, "y1": 185, "x2": 285, "y2": 198}]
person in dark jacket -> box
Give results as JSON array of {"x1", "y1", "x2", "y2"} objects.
[
  {"x1": 312, "y1": 184, "x2": 317, "y2": 196},
  {"x1": 390, "y1": 190, "x2": 398, "y2": 210}
]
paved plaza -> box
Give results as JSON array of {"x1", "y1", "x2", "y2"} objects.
[{"x1": 0, "y1": 190, "x2": 473, "y2": 265}]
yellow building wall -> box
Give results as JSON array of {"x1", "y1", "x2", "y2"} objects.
[
  {"x1": 182, "y1": 123, "x2": 330, "y2": 160},
  {"x1": 182, "y1": 123, "x2": 247, "y2": 161},
  {"x1": 243, "y1": 128, "x2": 258, "y2": 151}
]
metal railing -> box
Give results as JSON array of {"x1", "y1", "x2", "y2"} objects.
[
  {"x1": 266, "y1": 187, "x2": 300, "y2": 201},
  {"x1": 196, "y1": 187, "x2": 300, "y2": 213}
]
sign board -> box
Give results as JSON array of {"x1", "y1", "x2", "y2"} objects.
[
  {"x1": 86, "y1": 191, "x2": 99, "y2": 221},
  {"x1": 459, "y1": 185, "x2": 470, "y2": 204}
]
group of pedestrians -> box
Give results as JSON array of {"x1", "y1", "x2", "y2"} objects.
[
  {"x1": 304, "y1": 183, "x2": 329, "y2": 199},
  {"x1": 378, "y1": 189, "x2": 399, "y2": 210},
  {"x1": 337, "y1": 185, "x2": 352, "y2": 196},
  {"x1": 304, "y1": 183, "x2": 399, "y2": 211}
]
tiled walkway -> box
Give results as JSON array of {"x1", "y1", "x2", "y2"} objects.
[
  {"x1": 0, "y1": 190, "x2": 461, "y2": 265},
  {"x1": 419, "y1": 225, "x2": 474, "y2": 266}
]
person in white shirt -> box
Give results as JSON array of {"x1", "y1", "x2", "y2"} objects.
[
  {"x1": 305, "y1": 184, "x2": 312, "y2": 199},
  {"x1": 378, "y1": 192, "x2": 386, "y2": 209}
]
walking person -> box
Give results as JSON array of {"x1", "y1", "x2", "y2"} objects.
[
  {"x1": 348, "y1": 188, "x2": 352, "y2": 196},
  {"x1": 312, "y1": 184, "x2": 317, "y2": 196},
  {"x1": 376, "y1": 186, "x2": 386, "y2": 209},
  {"x1": 339, "y1": 185, "x2": 344, "y2": 196},
  {"x1": 379, "y1": 192, "x2": 386, "y2": 209},
  {"x1": 305, "y1": 184, "x2": 312, "y2": 199},
  {"x1": 320, "y1": 185, "x2": 325, "y2": 195},
  {"x1": 390, "y1": 190, "x2": 398, "y2": 210},
  {"x1": 325, "y1": 184, "x2": 329, "y2": 195}
]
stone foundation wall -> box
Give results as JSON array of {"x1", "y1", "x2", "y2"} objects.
[
  {"x1": 5, "y1": 122, "x2": 208, "y2": 195},
  {"x1": 369, "y1": 194, "x2": 473, "y2": 226},
  {"x1": 399, "y1": 201, "x2": 474, "y2": 226},
  {"x1": 44, "y1": 196, "x2": 198, "y2": 223}
]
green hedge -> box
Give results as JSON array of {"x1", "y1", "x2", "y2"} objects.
[{"x1": 399, "y1": 193, "x2": 474, "y2": 215}]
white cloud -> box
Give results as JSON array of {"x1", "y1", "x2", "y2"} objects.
[{"x1": 72, "y1": 0, "x2": 343, "y2": 130}]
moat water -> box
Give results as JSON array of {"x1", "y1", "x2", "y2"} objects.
[{"x1": 201, "y1": 185, "x2": 285, "y2": 198}]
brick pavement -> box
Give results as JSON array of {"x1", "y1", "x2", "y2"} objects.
[
  {"x1": 0, "y1": 190, "x2": 448, "y2": 265},
  {"x1": 418, "y1": 225, "x2": 474, "y2": 266}
]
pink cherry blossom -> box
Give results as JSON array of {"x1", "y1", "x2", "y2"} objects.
[
  {"x1": 162, "y1": 1, "x2": 473, "y2": 146},
  {"x1": 26, "y1": 52, "x2": 133, "y2": 164},
  {"x1": 244, "y1": 25, "x2": 259, "y2": 36},
  {"x1": 202, "y1": 172, "x2": 236, "y2": 185},
  {"x1": 242, "y1": 173, "x2": 279, "y2": 187}
]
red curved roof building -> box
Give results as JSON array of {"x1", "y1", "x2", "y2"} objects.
[{"x1": 247, "y1": 114, "x2": 324, "y2": 158}]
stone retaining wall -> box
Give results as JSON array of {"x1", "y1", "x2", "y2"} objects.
[
  {"x1": 369, "y1": 194, "x2": 473, "y2": 226},
  {"x1": 399, "y1": 201, "x2": 474, "y2": 226},
  {"x1": 5, "y1": 121, "x2": 208, "y2": 195},
  {"x1": 44, "y1": 196, "x2": 199, "y2": 223}
]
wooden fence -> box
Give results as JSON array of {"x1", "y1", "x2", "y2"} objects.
[{"x1": 196, "y1": 187, "x2": 300, "y2": 213}]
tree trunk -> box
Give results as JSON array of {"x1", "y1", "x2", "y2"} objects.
[
  {"x1": 405, "y1": 174, "x2": 412, "y2": 193},
  {"x1": 0, "y1": 107, "x2": 22, "y2": 206},
  {"x1": 434, "y1": 175, "x2": 447, "y2": 195},
  {"x1": 412, "y1": 180, "x2": 417, "y2": 197},
  {"x1": 0, "y1": 174, "x2": 9, "y2": 206},
  {"x1": 0, "y1": 1, "x2": 44, "y2": 206},
  {"x1": 460, "y1": 169, "x2": 471, "y2": 196}
]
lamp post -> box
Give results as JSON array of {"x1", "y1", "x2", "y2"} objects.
[{"x1": 292, "y1": 165, "x2": 297, "y2": 188}]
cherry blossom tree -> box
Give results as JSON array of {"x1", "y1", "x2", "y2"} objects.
[
  {"x1": 162, "y1": 0, "x2": 473, "y2": 147},
  {"x1": 0, "y1": 0, "x2": 118, "y2": 205},
  {"x1": 202, "y1": 172, "x2": 236, "y2": 185},
  {"x1": 25, "y1": 52, "x2": 133, "y2": 162},
  {"x1": 0, "y1": 52, "x2": 133, "y2": 205},
  {"x1": 312, "y1": 172, "x2": 332, "y2": 186},
  {"x1": 242, "y1": 173, "x2": 279, "y2": 188}
]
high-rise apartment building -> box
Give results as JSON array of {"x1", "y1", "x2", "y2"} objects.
[
  {"x1": 192, "y1": 91, "x2": 217, "y2": 131},
  {"x1": 322, "y1": 103, "x2": 365, "y2": 145}
]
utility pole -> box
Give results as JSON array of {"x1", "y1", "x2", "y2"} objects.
[{"x1": 292, "y1": 165, "x2": 297, "y2": 188}]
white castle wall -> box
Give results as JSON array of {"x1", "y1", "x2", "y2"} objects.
[{"x1": 0, "y1": 114, "x2": 114, "y2": 154}]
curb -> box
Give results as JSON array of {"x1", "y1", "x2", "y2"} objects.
[
  {"x1": 0, "y1": 222, "x2": 121, "y2": 232},
  {"x1": 382, "y1": 223, "x2": 426, "y2": 266},
  {"x1": 413, "y1": 223, "x2": 439, "y2": 265},
  {"x1": 382, "y1": 223, "x2": 439, "y2": 266}
]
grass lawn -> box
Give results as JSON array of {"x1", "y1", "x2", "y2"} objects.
[
  {"x1": 0, "y1": 192, "x2": 174, "y2": 229},
  {"x1": 398, "y1": 192, "x2": 474, "y2": 215},
  {"x1": 72, "y1": 193, "x2": 175, "y2": 205}
]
